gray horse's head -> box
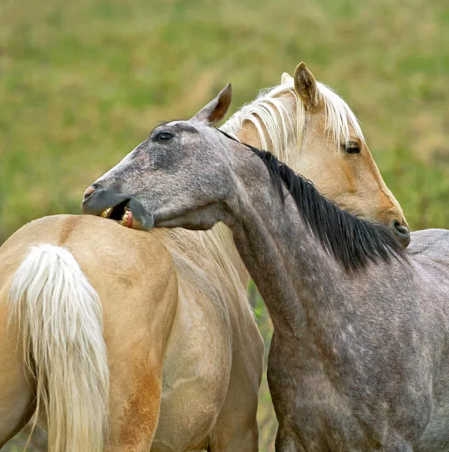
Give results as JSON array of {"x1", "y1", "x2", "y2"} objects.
[{"x1": 82, "y1": 85, "x2": 246, "y2": 231}]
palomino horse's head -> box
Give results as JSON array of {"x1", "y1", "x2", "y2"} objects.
[{"x1": 221, "y1": 63, "x2": 410, "y2": 248}]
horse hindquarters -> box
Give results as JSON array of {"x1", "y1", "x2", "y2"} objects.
[
  {"x1": 7, "y1": 244, "x2": 109, "y2": 452},
  {"x1": 0, "y1": 214, "x2": 182, "y2": 452}
]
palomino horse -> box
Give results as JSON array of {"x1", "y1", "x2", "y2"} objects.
[
  {"x1": 2, "y1": 64, "x2": 408, "y2": 452},
  {"x1": 83, "y1": 85, "x2": 449, "y2": 452}
]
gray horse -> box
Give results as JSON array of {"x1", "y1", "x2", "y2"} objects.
[{"x1": 83, "y1": 85, "x2": 449, "y2": 452}]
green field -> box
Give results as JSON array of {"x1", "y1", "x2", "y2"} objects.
[{"x1": 2, "y1": 0, "x2": 449, "y2": 450}]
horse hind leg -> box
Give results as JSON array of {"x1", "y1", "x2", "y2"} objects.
[
  {"x1": 106, "y1": 358, "x2": 164, "y2": 452},
  {"x1": 99, "y1": 255, "x2": 179, "y2": 451},
  {"x1": 0, "y1": 291, "x2": 35, "y2": 448},
  {"x1": 0, "y1": 365, "x2": 35, "y2": 449},
  {"x1": 103, "y1": 279, "x2": 176, "y2": 451}
]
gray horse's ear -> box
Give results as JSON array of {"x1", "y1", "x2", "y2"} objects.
[
  {"x1": 294, "y1": 62, "x2": 319, "y2": 110},
  {"x1": 191, "y1": 84, "x2": 232, "y2": 125}
]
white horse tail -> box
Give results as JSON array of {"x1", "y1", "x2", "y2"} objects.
[{"x1": 8, "y1": 244, "x2": 109, "y2": 452}]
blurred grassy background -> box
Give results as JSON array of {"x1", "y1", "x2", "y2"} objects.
[{"x1": 1, "y1": 0, "x2": 449, "y2": 450}]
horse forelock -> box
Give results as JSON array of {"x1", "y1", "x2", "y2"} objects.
[{"x1": 220, "y1": 78, "x2": 366, "y2": 163}]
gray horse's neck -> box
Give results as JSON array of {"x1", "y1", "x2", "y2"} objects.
[{"x1": 226, "y1": 153, "x2": 346, "y2": 338}]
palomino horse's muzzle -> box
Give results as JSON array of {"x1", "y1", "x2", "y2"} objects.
[
  {"x1": 390, "y1": 220, "x2": 411, "y2": 249},
  {"x1": 82, "y1": 184, "x2": 155, "y2": 231}
]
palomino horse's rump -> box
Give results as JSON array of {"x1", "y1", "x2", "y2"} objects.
[
  {"x1": 8, "y1": 244, "x2": 108, "y2": 452},
  {"x1": 1, "y1": 214, "x2": 178, "y2": 451}
]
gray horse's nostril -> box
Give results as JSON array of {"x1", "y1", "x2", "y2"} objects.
[
  {"x1": 83, "y1": 184, "x2": 98, "y2": 200},
  {"x1": 390, "y1": 220, "x2": 411, "y2": 249}
]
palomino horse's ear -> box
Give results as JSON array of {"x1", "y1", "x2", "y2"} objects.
[
  {"x1": 294, "y1": 62, "x2": 319, "y2": 110},
  {"x1": 281, "y1": 72, "x2": 294, "y2": 85},
  {"x1": 191, "y1": 84, "x2": 232, "y2": 126}
]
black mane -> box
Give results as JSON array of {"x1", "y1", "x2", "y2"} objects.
[{"x1": 219, "y1": 130, "x2": 406, "y2": 272}]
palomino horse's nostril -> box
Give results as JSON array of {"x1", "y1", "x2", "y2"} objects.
[
  {"x1": 390, "y1": 220, "x2": 411, "y2": 249},
  {"x1": 83, "y1": 185, "x2": 98, "y2": 200}
]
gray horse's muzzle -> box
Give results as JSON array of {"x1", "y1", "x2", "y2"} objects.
[{"x1": 82, "y1": 184, "x2": 155, "y2": 231}]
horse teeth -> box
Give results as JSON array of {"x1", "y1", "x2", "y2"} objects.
[
  {"x1": 121, "y1": 210, "x2": 129, "y2": 225},
  {"x1": 101, "y1": 208, "x2": 112, "y2": 218}
]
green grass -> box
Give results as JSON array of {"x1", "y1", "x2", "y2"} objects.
[{"x1": 2, "y1": 0, "x2": 449, "y2": 450}]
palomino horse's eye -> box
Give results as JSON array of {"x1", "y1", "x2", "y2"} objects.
[
  {"x1": 343, "y1": 143, "x2": 361, "y2": 154},
  {"x1": 154, "y1": 131, "x2": 174, "y2": 142}
]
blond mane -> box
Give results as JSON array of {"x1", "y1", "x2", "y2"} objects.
[{"x1": 221, "y1": 75, "x2": 365, "y2": 163}]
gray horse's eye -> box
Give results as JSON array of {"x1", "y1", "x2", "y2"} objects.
[{"x1": 154, "y1": 131, "x2": 174, "y2": 142}]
